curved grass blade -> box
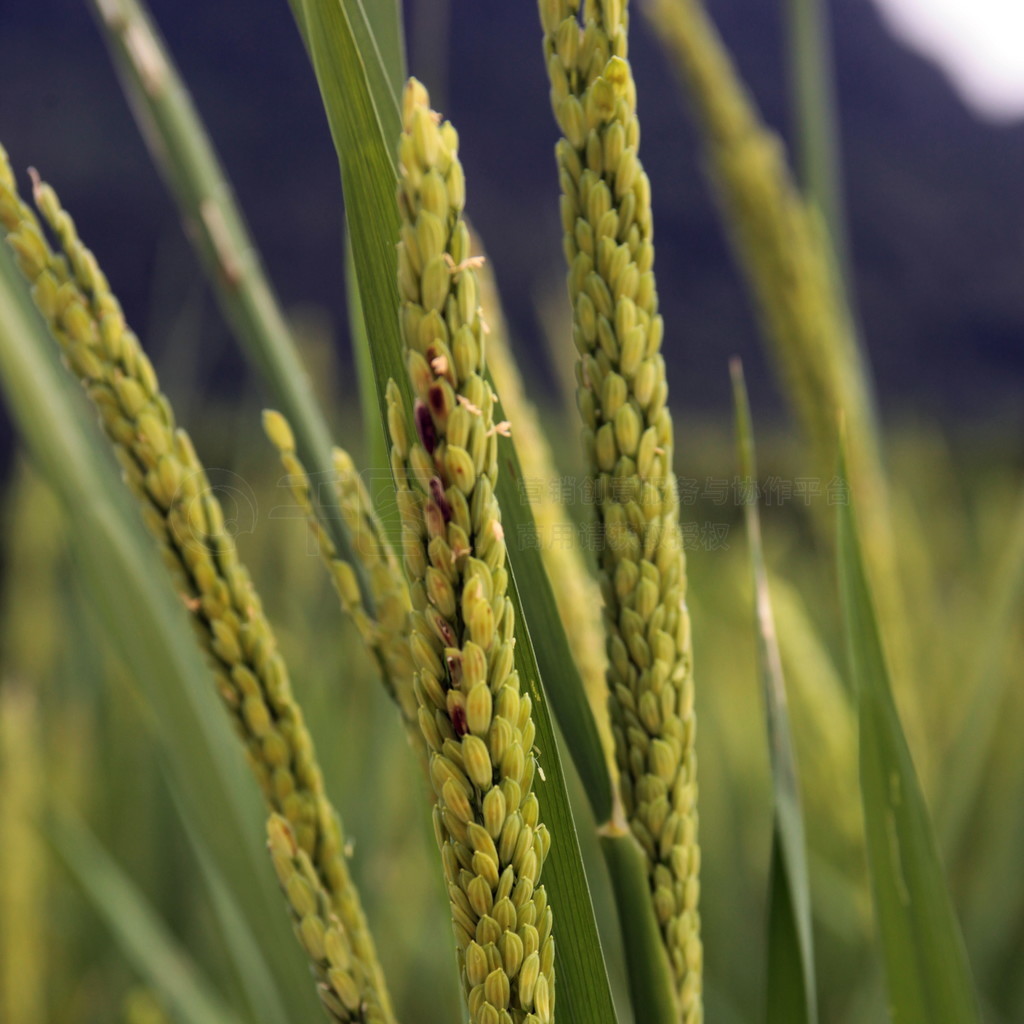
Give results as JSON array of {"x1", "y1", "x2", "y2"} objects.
[
  {"x1": 86, "y1": 0, "x2": 376, "y2": 613},
  {"x1": 47, "y1": 811, "x2": 247, "y2": 1024},
  {"x1": 297, "y1": 4, "x2": 617, "y2": 1019},
  {"x1": 731, "y1": 360, "x2": 817, "y2": 1024},
  {"x1": 837, "y1": 443, "x2": 981, "y2": 1024}
]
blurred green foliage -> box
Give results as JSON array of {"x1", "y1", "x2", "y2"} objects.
[{"x1": 1, "y1": 336, "x2": 1020, "y2": 1021}]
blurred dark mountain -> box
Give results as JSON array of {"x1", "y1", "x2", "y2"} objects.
[{"x1": 0, "y1": 0, "x2": 1021, "y2": 455}]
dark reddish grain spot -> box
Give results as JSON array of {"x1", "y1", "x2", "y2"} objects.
[
  {"x1": 451, "y1": 703, "x2": 468, "y2": 737},
  {"x1": 415, "y1": 399, "x2": 438, "y2": 453},
  {"x1": 430, "y1": 477, "x2": 453, "y2": 521}
]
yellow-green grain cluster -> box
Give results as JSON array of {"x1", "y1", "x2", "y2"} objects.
[
  {"x1": 267, "y1": 814, "x2": 388, "y2": 1024},
  {"x1": 388, "y1": 79, "x2": 555, "y2": 1024},
  {"x1": 0, "y1": 148, "x2": 393, "y2": 1023},
  {"x1": 539, "y1": 1, "x2": 703, "y2": 1016},
  {"x1": 262, "y1": 412, "x2": 418, "y2": 735}
]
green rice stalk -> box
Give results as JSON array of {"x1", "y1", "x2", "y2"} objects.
[
  {"x1": 644, "y1": 0, "x2": 881, "y2": 530},
  {"x1": 538, "y1": 1, "x2": 702, "y2": 1015},
  {"x1": 87, "y1": 0, "x2": 375, "y2": 614},
  {"x1": 0, "y1": 149, "x2": 394, "y2": 1023},
  {"x1": 267, "y1": 814, "x2": 388, "y2": 1023},
  {"x1": 641, "y1": 0, "x2": 924, "y2": 769},
  {"x1": 388, "y1": 79, "x2": 556, "y2": 1024},
  {"x1": 473, "y1": 244, "x2": 617, "y2": 782},
  {"x1": 782, "y1": 0, "x2": 848, "y2": 275},
  {"x1": 262, "y1": 410, "x2": 423, "y2": 765},
  {"x1": 0, "y1": 684, "x2": 46, "y2": 1024}
]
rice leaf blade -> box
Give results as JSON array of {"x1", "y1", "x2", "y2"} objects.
[
  {"x1": 837, "y1": 446, "x2": 980, "y2": 1024},
  {"x1": 731, "y1": 361, "x2": 817, "y2": 1024},
  {"x1": 47, "y1": 812, "x2": 247, "y2": 1024},
  {"x1": 86, "y1": 0, "x2": 376, "y2": 612}
]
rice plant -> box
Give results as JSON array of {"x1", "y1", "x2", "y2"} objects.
[{"x1": 0, "y1": 1, "x2": 1019, "y2": 1023}]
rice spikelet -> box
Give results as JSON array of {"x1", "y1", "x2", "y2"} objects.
[
  {"x1": 262, "y1": 411, "x2": 424, "y2": 769},
  {"x1": 267, "y1": 814, "x2": 389, "y2": 1023}
]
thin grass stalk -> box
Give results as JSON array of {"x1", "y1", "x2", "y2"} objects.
[
  {"x1": 0, "y1": 684, "x2": 46, "y2": 1024},
  {"x1": 643, "y1": 0, "x2": 924, "y2": 771},
  {"x1": 539, "y1": 1, "x2": 703, "y2": 1016},
  {"x1": 732, "y1": 360, "x2": 817, "y2": 1024},
  {"x1": 389, "y1": 79, "x2": 556, "y2": 1023},
  {"x1": 85, "y1": 0, "x2": 375, "y2": 614},
  {"x1": 783, "y1": 0, "x2": 849, "y2": 279},
  {"x1": 0, "y1": 153, "x2": 394, "y2": 1023}
]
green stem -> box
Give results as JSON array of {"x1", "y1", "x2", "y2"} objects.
[
  {"x1": 784, "y1": 0, "x2": 849, "y2": 280},
  {"x1": 86, "y1": 0, "x2": 375, "y2": 613},
  {"x1": 600, "y1": 830, "x2": 679, "y2": 1023}
]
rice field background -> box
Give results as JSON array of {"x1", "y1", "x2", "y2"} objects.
[{"x1": 0, "y1": 2, "x2": 1022, "y2": 1023}]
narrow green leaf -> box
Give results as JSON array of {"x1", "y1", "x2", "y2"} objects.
[
  {"x1": 345, "y1": 237, "x2": 395, "y2": 527},
  {"x1": 783, "y1": 0, "x2": 849, "y2": 280},
  {"x1": 939, "y1": 486, "x2": 1024, "y2": 851},
  {"x1": 297, "y1": 4, "x2": 618, "y2": 1019},
  {"x1": 766, "y1": 834, "x2": 814, "y2": 1023},
  {"x1": 837, "y1": 444, "x2": 981, "y2": 1024},
  {"x1": 492, "y1": 424, "x2": 614, "y2": 822},
  {"x1": 86, "y1": 0, "x2": 376, "y2": 613},
  {"x1": 731, "y1": 360, "x2": 817, "y2": 1024},
  {"x1": 353, "y1": 0, "x2": 405, "y2": 103},
  {"x1": 47, "y1": 812, "x2": 246, "y2": 1024}
]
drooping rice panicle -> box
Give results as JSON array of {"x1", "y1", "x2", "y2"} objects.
[
  {"x1": 262, "y1": 410, "x2": 424, "y2": 768},
  {"x1": 267, "y1": 814, "x2": 388, "y2": 1024},
  {"x1": 538, "y1": 2, "x2": 703, "y2": 1016},
  {"x1": 388, "y1": 78, "x2": 556, "y2": 1024},
  {"x1": 0, "y1": 147, "x2": 394, "y2": 1024}
]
